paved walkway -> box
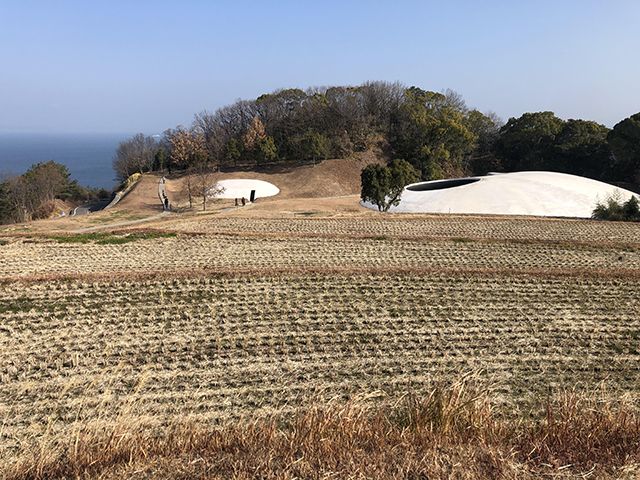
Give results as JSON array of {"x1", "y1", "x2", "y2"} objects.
[{"x1": 72, "y1": 206, "x2": 90, "y2": 216}]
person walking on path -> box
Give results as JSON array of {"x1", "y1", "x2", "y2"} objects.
[{"x1": 159, "y1": 177, "x2": 171, "y2": 211}]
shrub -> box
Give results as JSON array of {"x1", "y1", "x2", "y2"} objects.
[
  {"x1": 622, "y1": 195, "x2": 640, "y2": 219},
  {"x1": 592, "y1": 193, "x2": 640, "y2": 222},
  {"x1": 32, "y1": 200, "x2": 56, "y2": 220}
]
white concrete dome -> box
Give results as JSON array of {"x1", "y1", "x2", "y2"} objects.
[
  {"x1": 366, "y1": 171, "x2": 639, "y2": 218},
  {"x1": 210, "y1": 179, "x2": 280, "y2": 200}
]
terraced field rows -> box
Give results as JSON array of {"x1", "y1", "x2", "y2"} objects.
[
  {"x1": 1, "y1": 235, "x2": 638, "y2": 278},
  {"x1": 164, "y1": 215, "x2": 640, "y2": 245},
  {"x1": 2, "y1": 213, "x2": 639, "y2": 464},
  {"x1": 1, "y1": 274, "x2": 639, "y2": 449}
]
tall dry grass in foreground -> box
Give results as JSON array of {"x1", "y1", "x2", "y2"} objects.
[{"x1": 4, "y1": 383, "x2": 639, "y2": 480}]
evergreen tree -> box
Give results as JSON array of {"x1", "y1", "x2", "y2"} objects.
[{"x1": 361, "y1": 159, "x2": 419, "y2": 212}]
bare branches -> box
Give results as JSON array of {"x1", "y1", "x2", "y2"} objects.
[
  {"x1": 165, "y1": 128, "x2": 208, "y2": 171},
  {"x1": 113, "y1": 133, "x2": 157, "y2": 182}
]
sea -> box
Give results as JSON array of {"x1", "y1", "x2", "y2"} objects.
[{"x1": 0, "y1": 133, "x2": 131, "y2": 189}]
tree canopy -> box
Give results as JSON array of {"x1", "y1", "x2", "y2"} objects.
[
  {"x1": 494, "y1": 112, "x2": 565, "y2": 171},
  {"x1": 390, "y1": 88, "x2": 480, "y2": 180},
  {"x1": 111, "y1": 81, "x2": 639, "y2": 191},
  {"x1": 113, "y1": 133, "x2": 158, "y2": 182},
  {"x1": 0, "y1": 161, "x2": 103, "y2": 224},
  {"x1": 361, "y1": 159, "x2": 420, "y2": 212},
  {"x1": 607, "y1": 113, "x2": 640, "y2": 183}
]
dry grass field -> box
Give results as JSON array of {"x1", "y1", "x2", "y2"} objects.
[
  {"x1": 162, "y1": 213, "x2": 640, "y2": 246},
  {"x1": 1, "y1": 226, "x2": 639, "y2": 280},
  {"x1": 1, "y1": 205, "x2": 640, "y2": 478}
]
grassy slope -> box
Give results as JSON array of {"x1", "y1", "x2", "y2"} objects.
[
  {"x1": 165, "y1": 149, "x2": 386, "y2": 211},
  {"x1": 5, "y1": 381, "x2": 640, "y2": 479}
]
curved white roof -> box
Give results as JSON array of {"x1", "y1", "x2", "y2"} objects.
[
  {"x1": 365, "y1": 171, "x2": 639, "y2": 218},
  {"x1": 210, "y1": 179, "x2": 280, "y2": 200}
]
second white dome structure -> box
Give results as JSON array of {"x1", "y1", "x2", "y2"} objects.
[{"x1": 372, "y1": 171, "x2": 639, "y2": 218}]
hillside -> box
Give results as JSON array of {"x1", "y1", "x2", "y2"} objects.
[
  {"x1": 110, "y1": 149, "x2": 386, "y2": 218},
  {"x1": 0, "y1": 150, "x2": 385, "y2": 235},
  {"x1": 168, "y1": 149, "x2": 385, "y2": 203}
]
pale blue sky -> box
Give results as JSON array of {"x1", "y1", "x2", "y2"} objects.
[{"x1": 1, "y1": 0, "x2": 639, "y2": 134}]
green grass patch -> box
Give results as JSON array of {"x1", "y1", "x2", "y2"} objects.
[
  {"x1": 295, "y1": 211, "x2": 322, "y2": 217},
  {"x1": 0, "y1": 299, "x2": 40, "y2": 314},
  {"x1": 49, "y1": 233, "x2": 108, "y2": 244},
  {"x1": 49, "y1": 231, "x2": 177, "y2": 245},
  {"x1": 96, "y1": 231, "x2": 177, "y2": 244}
]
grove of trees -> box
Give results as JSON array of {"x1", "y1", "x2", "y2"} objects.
[
  {"x1": 592, "y1": 194, "x2": 640, "y2": 222},
  {"x1": 0, "y1": 161, "x2": 108, "y2": 224},
  {"x1": 112, "y1": 82, "x2": 640, "y2": 191},
  {"x1": 113, "y1": 133, "x2": 159, "y2": 182}
]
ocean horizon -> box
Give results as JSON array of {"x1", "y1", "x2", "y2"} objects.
[{"x1": 0, "y1": 132, "x2": 132, "y2": 189}]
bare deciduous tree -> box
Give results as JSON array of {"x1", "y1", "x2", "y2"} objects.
[
  {"x1": 166, "y1": 128, "x2": 208, "y2": 171},
  {"x1": 181, "y1": 173, "x2": 194, "y2": 209},
  {"x1": 190, "y1": 159, "x2": 224, "y2": 211},
  {"x1": 242, "y1": 116, "x2": 267, "y2": 151},
  {"x1": 113, "y1": 134, "x2": 157, "y2": 182}
]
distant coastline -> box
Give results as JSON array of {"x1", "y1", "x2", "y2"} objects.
[{"x1": 0, "y1": 132, "x2": 131, "y2": 189}]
